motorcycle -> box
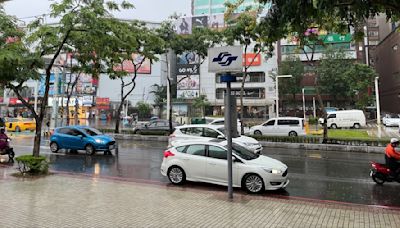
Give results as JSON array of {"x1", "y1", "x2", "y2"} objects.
[
  {"x1": 0, "y1": 138, "x2": 15, "y2": 163},
  {"x1": 370, "y1": 161, "x2": 400, "y2": 184}
]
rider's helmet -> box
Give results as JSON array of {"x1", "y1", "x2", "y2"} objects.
[{"x1": 390, "y1": 138, "x2": 399, "y2": 144}]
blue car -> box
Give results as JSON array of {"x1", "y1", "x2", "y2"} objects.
[{"x1": 50, "y1": 126, "x2": 116, "y2": 155}]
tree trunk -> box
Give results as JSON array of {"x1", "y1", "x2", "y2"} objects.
[
  {"x1": 239, "y1": 46, "x2": 249, "y2": 135},
  {"x1": 66, "y1": 95, "x2": 71, "y2": 126},
  {"x1": 114, "y1": 102, "x2": 123, "y2": 133},
  {"x1": 74, "y1": 100, "x2": 78, "y2": 125}
]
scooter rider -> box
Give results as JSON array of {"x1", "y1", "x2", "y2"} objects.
[
  {"x1": 0, "y1": 128, "x2": 9, "y2": 150},
  {"x1": 385, "y1": 138, "x2": 400, "y2": 177}
]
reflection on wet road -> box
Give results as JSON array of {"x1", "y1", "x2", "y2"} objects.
[{"x1": 5, "y1": 135, "x2": 400, "y2": 207}]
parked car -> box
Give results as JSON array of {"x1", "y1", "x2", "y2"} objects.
[
  {"x1": 161, "y1": 140, "x2": 289, "y2": 193},
  {"x1": 50, "y1": 126, "x2": 116, "y2": 155},
  {"x1": 250, "y1": 117, "x2": 306, "y2": 137},
  {"x1": 133, "y1": 119, "x2": 180, "y2": 135},
  {"x1": 382, "y1": 114, "x2": 400, "y2": 127},
  {"x1": 169, "y1": 124, "x2": 262, "y2": 154},
  {"x1": 318, "y1": 110, "x2": 366, "y2": 129},
  {"x1": 4, "y1": 117, "x2": 36, "y2": 132},
  {"x1": 209, "y1": 118, "x2": 242, "y2": 134}
]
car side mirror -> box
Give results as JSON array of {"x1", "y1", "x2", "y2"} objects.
[
  {"x1": 217, "y1": 135, "x2": 226, "y2": 140},
  {"x1": 79, "y1": 135, "x2": 84, "y2": 139}
]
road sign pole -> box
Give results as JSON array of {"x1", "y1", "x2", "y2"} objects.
[{"x1": 225, "y1": 79, "x2": 233, "y2": 199}]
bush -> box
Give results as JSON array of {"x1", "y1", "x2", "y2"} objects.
[
  {"x1": 308, "y1": 117, "x2": 319, "y2": 125},
  {"x1": 15, "y1": 155, "x2": 49, "y2": 175}
]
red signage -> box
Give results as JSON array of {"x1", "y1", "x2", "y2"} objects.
[
  {"x1": 243, "y1": 53, "x2": 261, "y2": 66},
  {"x1": 9, "y1": 97, "x2": 28, "y2": 105},
  {"x1": 113, "y1": 54, "x2": 151, "y2": 74},
  {"x1": 96, "y1": 97, "x2": 110, "y2": 110}
]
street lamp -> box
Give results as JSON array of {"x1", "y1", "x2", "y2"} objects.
[
  {"x1": 275, "y1": 75, "x2": 292, "y2": 118},
  {"x1": 302, "y1": 88, "x2": 306, "y2": 120},
  {"x1": 375, "y1": 77, "x2": 381, "y2": 125}
]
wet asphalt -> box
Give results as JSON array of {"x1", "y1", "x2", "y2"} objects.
[{"x1": 5, "y1": 133, "x2": 400, "y2": 207}]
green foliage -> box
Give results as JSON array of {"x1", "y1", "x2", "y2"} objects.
[
  {"x1": 137, "y1": 102, "x2": 152, "y2": 119},
  {"x1": 192, "y1": 95, "x2": 210, "y2": 117},
  {"x1": 277, "y1": 55, "x2": 304, "y2": 101},
  {"x1": 15, "y1": 155, "x2": 49, "y2": 175},
  {"x1": 151, "y1": 84, "x2": 167, "y2": 108}
]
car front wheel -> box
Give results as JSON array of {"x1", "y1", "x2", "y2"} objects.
[
  {"x1": 167, "y1": 166, "x2": 186, "y2": 185},
  {"x1": 85, "y1": 144, "x2": 95, "y2": 155},
  {"x1": 50, "y1": 142, "x2": 59, "y2": 153},
  {"x1": 254, "y1": 130, "x2": 262, "y2": 136},
  {"x1": 243, "y1": 174, "x2": 264, "y2": 194}
]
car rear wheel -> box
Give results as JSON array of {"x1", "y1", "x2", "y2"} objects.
[
  {"x1": 50, "y1": 142, "x2": 59, "y2": 153},
  {"x1": 15, "y1": 126, "x2": 21, "y2": 132},
  {"x1": 353, "y1": 123, "x2": 361, "y2": 129},
  {"x1": 167, "y1": 166, "x2": 186, "y2": 185},
  {"x1": 85, "y1": 144, "x2": 95, "y2": 155},
  {"x1": 330, "y1": 124, "x2": 337, "y2": 129},
  {"x1": 243, "y1": 174, "x2": 264, "y2": 194},
  {"x1": 254, "y1": 130, "x2": 262, "y2": 136},
  {"x1": 288, "y1": 131, "x2": 297, "y2": 137}
]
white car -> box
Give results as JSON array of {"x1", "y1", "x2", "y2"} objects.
[
  {"x1": 160, "y1": 140, "x2": 289, "y2": 193},
  {"x1": 169, "y1": 124, "x2": 262, "y2": 154},
  {"x1": 250, "y1": 117, "x2": 306, "y2": 137},
  {"x1": 382, "y1": 114, "x2": 400, "y2": 127},
  {"x1": 209, "y1": 118, "x2": 243, "y2": 134}
]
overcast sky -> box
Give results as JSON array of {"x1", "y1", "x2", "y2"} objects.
[{"x1": 3, "y1": 0, "x2": 191, "y2": 23}]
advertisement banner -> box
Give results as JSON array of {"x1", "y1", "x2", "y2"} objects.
[
  {"x1": 243, "y1": 53, "x2": 261, "y2": 66},
  {"x1": 177, "y1": 64, "x2": 200, "y2": 75},
  {"x1": 9, "y1": 97, "x2": 28, "y2": 106},
  {"x1": 176, "y1": 17, "x2": 192, "y2": 35},
  {"x1": 209, "y1": 14, "x2": 225, "y2": 30},
  {"x1": 177, "y1": 75, "x2": 200, "y2": 90},
  {"x1": 192, "y1": 16, "x2": 208, "y2": 28},
  {"x1": 177, "y1": 90, "x2": 199, "y2": 99},
  {"x1": 96, "y1": 97, "x2": 110, "y2": 110},
  {"x1": 113, "y1": 54, "x2": 151, "y2": 74},
  {"x1": 82, "y1": 96, "x2": 93, "y2": 107},
  {"x1": 39, "y1": 73, "x2": 63, "y2": 96}
]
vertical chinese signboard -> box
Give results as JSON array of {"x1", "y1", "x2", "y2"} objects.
[{"x1": 176, "y1": 63, "x2": 200, "y2": 99}]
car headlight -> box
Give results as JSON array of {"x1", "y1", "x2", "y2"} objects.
[
  {"x1": 95, "y1": 139, "x2": 104, "y2": 144},
  {"x1": 264, "y1": 168, "x2": 283, "y2": 174}
]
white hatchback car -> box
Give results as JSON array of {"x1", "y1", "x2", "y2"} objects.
[
  {"x1": 250, "y1": 117, "x2": 306, "y2": 137},
  {"x1": 169, "y1": 124, "x2": 262, "y2": 154},
  {"x1": 161, "y1": 140, "x2": 289, "y2": 193}
]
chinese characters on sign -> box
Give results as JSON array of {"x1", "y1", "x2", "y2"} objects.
[{"x1": 176, "y1": 62, "x2": 201, "y2": 99}]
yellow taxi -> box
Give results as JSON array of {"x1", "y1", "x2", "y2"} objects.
[{"x1": 4, "y1": 117, "x2": 36, "y2": 132}]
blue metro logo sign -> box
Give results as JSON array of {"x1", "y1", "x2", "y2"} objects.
[
  {"x1": 212, "y1": 52, "x2": 238, "y2": 66},
  {"x1": 208, "y1": 46, "x2": 243, "y2": 73}
]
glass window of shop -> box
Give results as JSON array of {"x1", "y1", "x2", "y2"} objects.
[{"x1": 216, "y1": 72, "x2": 265, "y2": 83}]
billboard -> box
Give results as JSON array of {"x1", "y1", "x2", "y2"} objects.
[
  {"x1": 209, "y1": 14, "x2": 225, "y2": 30},
  {"x1": 65, "y1": 74, "x2": 96, "y2": 95},
  {"x1": 177, "y1": 90, "x2": 199, "y2": 99},
  {"x1": 177, "y1": 75, "x2": 200, "y2": 90},
  {"x1": 243, "y1": 53, "x2": 261, "y2": 66},
  {"x1": 176, "y1": 17, "x2": 192, "y2": 35},
  {"x1": 39, "y1": 73, "x2": 63, "y2": 96},
  {"x1": 113, "y1": 54, "x2": 151, "y2": 74},
  {"x1": 192, "y1": 16, "x2": 208, "y2": 28}
]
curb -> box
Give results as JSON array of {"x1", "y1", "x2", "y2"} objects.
[
  {"x1": 108, "y1": 133, "x2": 385, "y2": 154},
  {"x1": 260, "y1": 141, "x2": 384, "y2": 154}
]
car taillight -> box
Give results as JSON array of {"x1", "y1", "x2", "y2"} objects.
[{"x1": 164, "y1": 150, "x2": 175, "y2": 158}]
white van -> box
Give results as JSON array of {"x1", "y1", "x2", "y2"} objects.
[
  {"x1": 250, "y1": 117, "x2": 306, "y2": 137},
  {"x1": 319, "y1": 110, "x2": 366, "y2": 129}
]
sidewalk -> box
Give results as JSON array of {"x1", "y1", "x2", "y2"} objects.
[{"x1": 0, "y1": 170, "x2": 399, "y2": 227}]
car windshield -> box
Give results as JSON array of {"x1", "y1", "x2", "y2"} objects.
[
  {"x1": 81, "y1": 128, "x2": 103, "y2": 136},
  {"x1": 231, "y1": 143, "x2": 259, "y2": 160}
]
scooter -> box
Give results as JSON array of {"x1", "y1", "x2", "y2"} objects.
[
  {"x1": 370, "y1": 162, "x2": 400, "y2": 184},
  {"x1": 0, "y1": 138, "x2": 15, "y2": 163}
]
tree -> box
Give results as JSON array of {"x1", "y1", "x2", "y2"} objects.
[
  {"x1": 150, "y1": 84, "x2": 167, "y2": 117},
  {"x1": 192, "y1": 95, "x2": 210, "y2": 117},
  {"x1": 156, "y1": 19, "x2": 222, "y2": 133},
  {"x1": 0, "y1": 0, "x2": 132, "y2": 157},
  {"x1": 317, "y1": 48, "x2": 353, "y2": 106},
  {"x1": 136, "y1": 101, "x2": 152, "y2": 120},
  {"x1": 224, "y1": 6, "x2": 274, "y2": 134},
  {"x1": 278, "y1": 55, "x2": 304, "y2": 104},
  {"x1": 344, "y1": 63, "x2": 377, "y2": 108}
]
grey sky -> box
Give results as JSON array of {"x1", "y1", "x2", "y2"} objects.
[{"x1": 3, "y1": 0, "x2": 191, "y2": 23}]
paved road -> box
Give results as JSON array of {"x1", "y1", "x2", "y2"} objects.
[{"x1": 5, "y1": 135, "x2": 400, "y2": 207}]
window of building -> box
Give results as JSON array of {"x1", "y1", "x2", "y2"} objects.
[
  {"x1": 215, "y1": 88, "x2": 265, "y2": 99},
  {"x1": 194, "y1": 0, "x2": 210, "y2": 6},
  {"x1": 216, "y1": 72, "x2": 265, "y2": 83},
  {"x1": 194, "y1": 8, "x2": 209, "y2": 15}
]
